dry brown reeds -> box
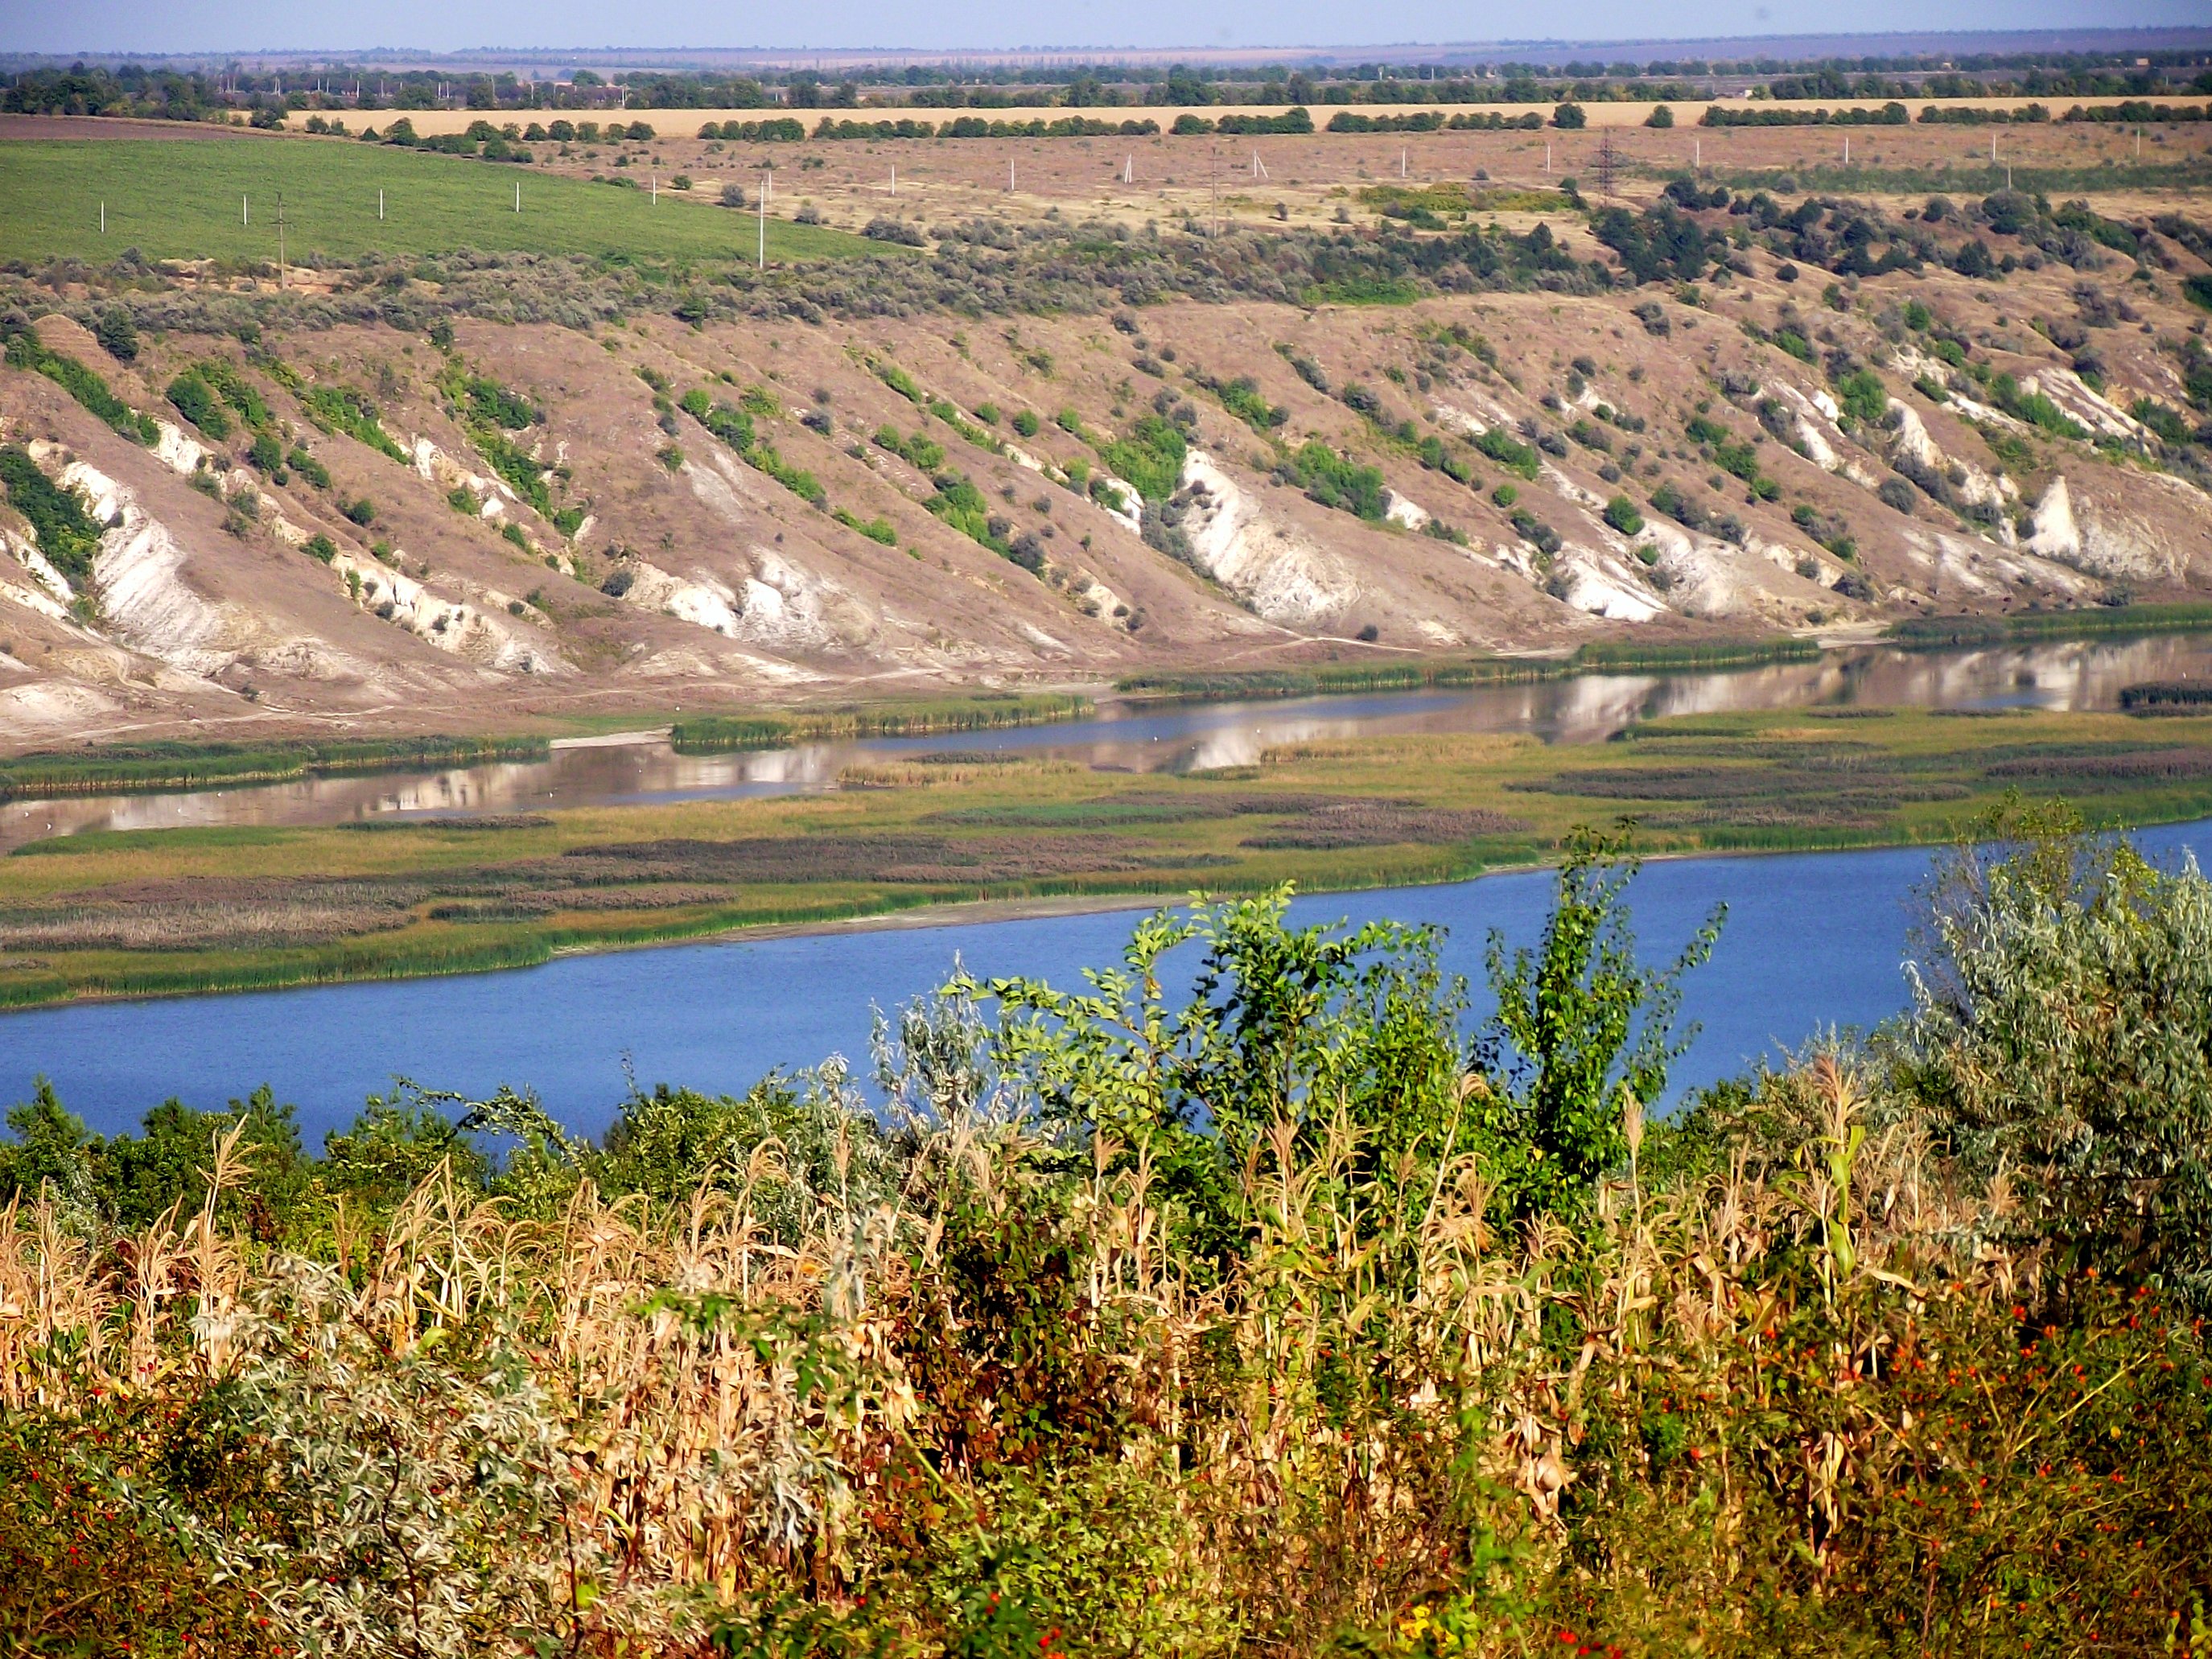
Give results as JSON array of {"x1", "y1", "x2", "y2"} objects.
[{"x1": 1, "y1": 1032, "x2": 2203, "y2": 1657}]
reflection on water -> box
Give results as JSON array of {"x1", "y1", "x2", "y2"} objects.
[{"x1": 6, "y1": 635, "x2": 2210, "y2": 850}]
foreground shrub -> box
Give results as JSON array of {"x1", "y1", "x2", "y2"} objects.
[{"x1": 1, "y1": 821, "x2": 2209, "y2": 1653}]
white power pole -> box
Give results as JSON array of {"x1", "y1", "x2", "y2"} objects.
[
  {"x1": 757, "y1": 173, "x2": 767, "y2": 269},
  {"x1": 1843, "y1": 134, "x2": 1850, "y2": 166},
  {"x1": 243, "y1": 194, "x2": 249, "y2": 225},
  {"x1": 515, "y1": 180, "x2": 521, "y2": 212},
  {"x1": 378, "y1": 187, "x2": 384, "y2": 220},
  {"x1": 100, "y1": 202, "x2": 105, "y2": 234}
]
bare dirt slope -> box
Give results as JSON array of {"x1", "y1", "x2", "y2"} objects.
[{"x1": 5, "y1": 180, "x2": 2211, "y2": 751}]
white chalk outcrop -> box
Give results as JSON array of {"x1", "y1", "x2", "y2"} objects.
[{"x1": 1176, "y1": 450, "x2": 1361, "y2": 628}]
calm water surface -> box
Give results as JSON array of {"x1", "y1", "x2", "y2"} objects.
[
  {"x1": 6, "y1": 634, "x2": 2211, "y2": 849},
  {"x1": 6, "y1": 821, "x2": 2207, "y2": 1146},
  {"x1": 6, "y1": 634, "x2": 2210, "y2": 1142}
]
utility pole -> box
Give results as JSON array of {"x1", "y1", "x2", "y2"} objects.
[
  {"x1": 274, "y1": 194, "x2": 288, "y2": 290},
  {"x1": 99, "y1": 202, "x2": 105, "y2": 234},
  {"x1": 243, "y1": 194, "x2": 249, "y2": 226},
  {"x1": 378, "y1": 187, "x2": 384, "y2": 221},
  {"x1": 757, "y1": 171, "x2": 767, "y2": 270},
  {"x1": 515, "y1": 179, "x2": 521, "y2": 212}
]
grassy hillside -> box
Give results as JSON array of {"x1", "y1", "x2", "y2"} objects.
[{"x1": 0, "y1": 138, "x2": 884, "y2": 264}]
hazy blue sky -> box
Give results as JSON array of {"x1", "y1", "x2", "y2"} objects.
[{"x1": 2, "y1": 0, "x2": 2203, "y2": 57}]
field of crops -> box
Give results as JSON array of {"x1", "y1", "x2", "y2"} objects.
[{"x1": 0, "y1": 137, "x2": 880, "y2": 264}]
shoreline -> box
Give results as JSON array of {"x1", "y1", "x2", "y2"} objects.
[
  {"x1": 7, "y1": 610, "x2": 2209, "y2": 801},
  {"x1": 0, "y1": 809, "x2": 2170, "y2": 1017}
]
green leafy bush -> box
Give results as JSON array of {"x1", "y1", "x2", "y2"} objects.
[
  {"x1": 1099, "y1": 415, "x2": 1188, "y2": 502},
  {"x1": 1474, "y1": 426, "x2": 1542, "y2": 479},
  {"x1": 1833, "y1": 367, "x2": 1891, "y2": 426},
  {"x1": 3, "y1": 327, "x2": 156, "y2": 443},
  {"x1": 165, "y1": 373, "x2": 232, "y2": 439},
  {"x1": 1282, "y1": 440, "x2": 1389, "y2": 520},
  {"x1": 0, "y1": 444, "x2": 104, "y2": 583},
  {"x1": 300, "y1": 383, "x2": 409, "y2": 463}
]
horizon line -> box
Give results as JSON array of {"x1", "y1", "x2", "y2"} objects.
[{"x1": 7, "y1": 24, "x2": 2212, "y2": 62}]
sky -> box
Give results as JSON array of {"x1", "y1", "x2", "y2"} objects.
[{"x1": 1, "y1": 0, "x2": 2205, "y2": 57}]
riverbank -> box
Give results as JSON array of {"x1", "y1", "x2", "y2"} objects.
[
  {"x1": 10, "y1": 603, "x2": 2206, "y2": 798},
  {"x1": 7, "y1": 703, "x2": 2212, "y2": 1011}
]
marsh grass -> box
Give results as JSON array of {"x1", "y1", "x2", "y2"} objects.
[
  {"x1": 1569, "y1": 636, "x2": 1818, "y2": 669},
  {"x1": 1115, "y1": 659, "x2": 1555, "y2": 703},
  {"x1": 669, "y1": 693, "x2": 1090, "y2": 752},
  {"x1": 10, "y1": 709, "x2": 2212, "y2": 1008},
  {"x1": 0, "y1": 735, "x2": 550, "y2": 803},
  {"x1": 1890, "y1": 601, "x2": 2212, "y2": 648}
]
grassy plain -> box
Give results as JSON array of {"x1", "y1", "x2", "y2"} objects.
[
  {"x1": 6, "y1": 704, "x2": 2212, "y2": 1008},
  {"x1": 0, "y1": 138, "x2": 882, "y2": 265}
]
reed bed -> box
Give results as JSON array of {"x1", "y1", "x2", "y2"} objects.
[
  {"x1": 669, "y1": 695, "x2": 1090, "y2": 754},
  {"x1": 0, "y1": 736, "x2": 551, "y2": 803},
  {"x1": 2, "y1": 1062, "x2": 2202, "y2": 1657},
  {"x1": 13, "y1": 709, "x2": 2212, "y2": 1012}
]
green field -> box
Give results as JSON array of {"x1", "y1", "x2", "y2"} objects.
[{"x1": 0, "y1": 137, "x2": 881, "y2": 264}]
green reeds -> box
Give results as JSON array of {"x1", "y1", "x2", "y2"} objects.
[
  {"x1": 1890, "y1": 603, "x2": 2212, "y2": 648},
  {"x1": 669, "y1": 693, "x2": 1090, "y2": 752},
  {"x1": 0, "y1": 735, "x2": 550, "y2": 803}
]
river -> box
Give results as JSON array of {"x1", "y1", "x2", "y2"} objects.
[
  {"x1": 2, "y1": 632, "x2": 2208, "y2": 1142},
  {"x1": 6, "y1": 821, "x2": 2207, "y2": 1146},
  {"x1": 5, "y1": 633, "x2": 2210, "y2": 849}
]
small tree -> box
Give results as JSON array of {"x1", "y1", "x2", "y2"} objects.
[
  {"x1": 1646, "y1": 104, "x2": 1675, "y2": 129},
  {"x1": 970, "y1": 886, "x2": 1467, "y2": 1275},
  {"x1": 94, "y1": 305, "x2": 138, "y2": 361},
  {"x1": 1553, "y1": 102, "x2": 1588, "y2": 130},
  {"x1": 1900, "y1": 798, "x2": 2212, "y2": 1306},
  {"x1": 1477, "y1": 821, "x2": 1723, "y2": 1214}
]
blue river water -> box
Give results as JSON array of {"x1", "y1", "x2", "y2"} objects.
[{"x1": 6, "y1": 821, "x2": 2206, "y2": 1147}]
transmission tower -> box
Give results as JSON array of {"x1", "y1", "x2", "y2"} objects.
[{"x1": 1593, "y1": 130, "x2": 1621, "y2": 201}]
